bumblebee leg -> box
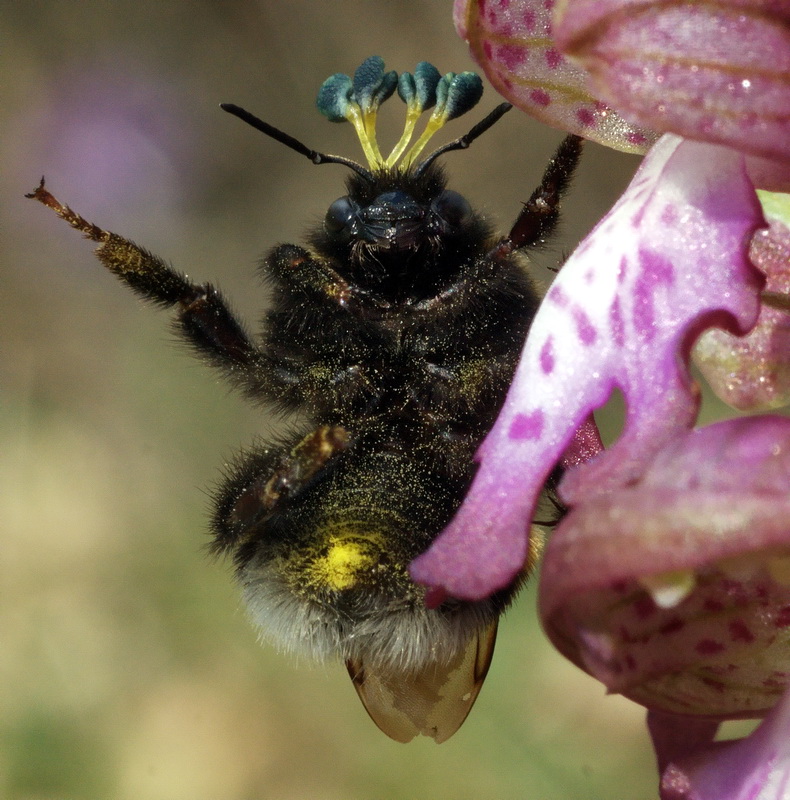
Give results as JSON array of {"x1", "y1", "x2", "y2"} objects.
[
  {"x1": 411, "y1": 137, "x2": 582, "y2": 316},
  {"x1": 492, "y1": 134, "x2": 584, "y2": 256},
  {"x1": 211, "y1": 424, "x2": 350, "y2": 558},
  {"x1": 268, "y1": 243, "x2": 388, "y2": 315},
  {"x1": 27, "y1": 178, "x2": 272, "y2": 398}
]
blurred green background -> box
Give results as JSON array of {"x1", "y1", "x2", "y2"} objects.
[{"x1": 2, "y1": 2, "x2": 663, "y2": 798}]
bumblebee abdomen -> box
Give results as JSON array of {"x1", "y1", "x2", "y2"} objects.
[
  {"x1": 223, "y1": 430, "x2": 490, "y2": 668},
  {"x1": 267, "y1": 439, "x2": 462, "y2": 594}
]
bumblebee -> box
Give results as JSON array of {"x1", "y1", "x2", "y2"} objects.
[{"x1": 29, "y1": 57, "x2": 581, "y2": 743}]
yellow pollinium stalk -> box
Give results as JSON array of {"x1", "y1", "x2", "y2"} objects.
[{"x1": 316, "y1": 57, "x2": 485, "y2": 173}]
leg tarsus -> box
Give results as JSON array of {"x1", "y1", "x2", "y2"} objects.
[
  {"x1": 27, "y1": 177, "x2": 111, "y2": 243},
  {"x1": 29, "y1": 178, "x2": 194, "y2": 304},
  {"x1": 501, "y1": 134, "x2": 584, "y2": 253}
]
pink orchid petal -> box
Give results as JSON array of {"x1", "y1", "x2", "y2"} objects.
[
  {"x1": 554, "y1": 0, "x2": 790, "y2": 162},
  {"x1": 659, "y1": 687, "x2": 790, "y2": 800},
  {"x1": 746, "y1": 155, "x2": 790, "y2": 194},
  {"x1": 647, "y1": 709, "x2": 720, "y2": 777},
  {"x1": 694, "y1": 216, "x2": 790, "y2": 411},
  {"x1": 410, "y1": 135, "x2": 763, "y2": 601},
  {"x1": 452, "y1": 0, "x2": 656, "y2": 152},
  {"x1": 560, "y1": 414, "x2": 605, "y2": 469},
  {"x1": 540, "y1": 417, "x2": 790, "y2": 717}
]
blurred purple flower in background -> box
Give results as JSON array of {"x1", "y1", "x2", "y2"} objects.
[
  {"x1": 412, "y1": 1, "x2": 790, "y2": 796},
  {"x1": 11, "y1": 62, "x2": 198, "y2": 225}
]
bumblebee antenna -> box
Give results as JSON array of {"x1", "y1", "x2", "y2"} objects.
[
  {"x1": 414, "y1": 103, "x2": 512, "y2": 177},
  {"x1": 220, "y1": 103, "x2": 374, "y2": 181}
]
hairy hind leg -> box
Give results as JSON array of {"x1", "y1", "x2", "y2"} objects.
[{"x1": 211, "y1": 425, "x2": 351, "y2": 559}]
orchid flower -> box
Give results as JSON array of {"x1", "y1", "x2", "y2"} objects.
[{"x1": 410, "y1": 1, "x2": 790, "y2": 797}]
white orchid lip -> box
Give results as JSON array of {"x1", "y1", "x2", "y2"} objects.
[
  {"x1": 545, "y1": 553, "x2": 790, "y2": 716},
  {"x1": 539, "y1": 415, "x2": 790, "y2": 718}
]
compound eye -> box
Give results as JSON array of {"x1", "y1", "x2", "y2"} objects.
[
  {"x1": 324, "y1": 196, "x2": 358, "y2": 240},
  {"x1": 432, "y1": 190, "x2": 473, "y2": 230}
]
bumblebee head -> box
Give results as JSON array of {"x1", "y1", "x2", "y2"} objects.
[
  {"x1": 321, "y1": 172, "x2": 475, "y2": 255},
  {"x1": 221, "y1": 58, "x2": 510, "y2": 299}
]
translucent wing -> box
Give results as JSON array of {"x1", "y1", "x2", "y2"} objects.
[{"x1": 346, "y1": 620, "x2": 498, "y2": 743}]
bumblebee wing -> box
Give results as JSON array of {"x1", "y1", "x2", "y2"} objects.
[{"x1": 346, "y1": 620, "x2": 498, "y2": 743}]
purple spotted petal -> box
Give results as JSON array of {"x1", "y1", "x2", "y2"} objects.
[
  {"x1": 452, "y1": 0, "x2": 656, "y2": 152},
  {"x1": 554, "y1": 0, "x2": 790, "y2": 163},
  {"x1": 540, "y1": 416, "x2": 790, "y2": 717},
  {"x1": 410, "y1": 135, "x2": 763, "y2": 600},
  {"x1": 657, "y1": 688, "x2": 790, "y2": 800},
  {"x1": 694, "y1": 215, "x2": 790, "y2": 411}
]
